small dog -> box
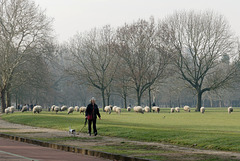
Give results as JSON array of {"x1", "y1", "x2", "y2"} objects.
[{"x1": 69, "y1": 127, "x2": 76, "y2": 136}]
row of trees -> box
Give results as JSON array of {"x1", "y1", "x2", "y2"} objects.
[
  {"x1": 66, "y1": 20, "x2": 172, "y2": 111},
  {"x1": 65, "y1": 12, "x2": 239, "y2": 111},
  {"x1": 0, "y1": 0, "x2": 54, "y2": 113},
  {"x1": 0, "y1": 0, "x2": 239, "y2": 113}
]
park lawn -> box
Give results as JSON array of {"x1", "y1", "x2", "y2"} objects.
[{"x1": 2, "y1": 107, "x2": 240, "y2": 152}]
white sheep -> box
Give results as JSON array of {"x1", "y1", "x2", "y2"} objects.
[
  {"x1": 5, "y1": 107, "x2": 10, "y2": 114},
  {"x1": 104, "y1": 106, "x2": 111, "y2": 114},
  {"x1": 170, "y1": 108, "x2": 174, "y2": 113},
  {"x1": 21, "y1": 106, "x2": 28, "y2": 112},
  {"x1": 228, "y1": 107, "x2": 233, "y2": 114},
  {"x1": 79, "y1": 106, "x2": 86, "y2": 115},
  {"x1": 54, "y1": 106, "x2": 60, "y2": 114},
  {"x1": 74, "y1": 106, "x2": 80, "y2": 112},
  {"x1": 144, "y1": 106, "x2": 150, "y2": 112},
  {"x1": 116, "y1": 107, "x2": 121, "y2": 114},
  {"x1": 61, "y1": 106, "x2": 68, "y2": 111},
  {"x1": 152, "y1": 106, "x2": 160, "y2": 113},
  {"x1": 8, "y1": 106, "x2": 15, "y2": 113},
  {"x1": 200, "y1": 107, "x2": 205, "y2": 114},
  {"x1": 51, "y1": 105, "x2": 55, "y2": 112},
  {"x1": 33, "y1": 105, "x2": 42, "y2": 114},
  {"x1": 127, "y1": 107, "x2": 131, "y2": 112},
  {"x1": 175, "y1": 107, "x2": 180, "y2": 113},
  {"x1": 133, "y1": 106, "x2": 144, "y2": 114},
  {"x1": 112, "y1": 106, "x2": 117, "y2": 112},
  {"x1": 184, "y1": 106, "x2": 190, "y2": 112},
  {"x1": 68, "y1": 107, "x2": 74, "y2": 114}
]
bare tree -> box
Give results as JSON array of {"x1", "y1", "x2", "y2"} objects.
[
  {"x1": 0, "y1": 0, "x2": 53, "y2": 112},
  {"x1": 113, "y1": 61, "x2": 133, "y2": 108},
  {"x1": 160, "y1": 11, "x2": 239, "y2": 111},
  {"x1": 116, "y1": 18, "x2": 171, "y2": 106},
  {"x1": 67, "y1": 25, "x2": 118, "y2": 109}
]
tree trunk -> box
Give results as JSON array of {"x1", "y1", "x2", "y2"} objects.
[
  {"x1": 1, "y1": 90, "x2": 6, "y2": 113},
  {"x1": 35, "y1": 88, "x2": 38, "y2": 105},
  {"x1": 169, "y1": 95, "x2": 172, "y2": 108},
  {"x1": 148, "y1": 87, "x2": 151, "y2": 112},
  {"x1": 6, "y1": 90, "x2": 11, "y2": 108},
  {"x1": 137, "y1": 97, "x2": 141, "y2": 106},
  {"x1": 107, "y1": 94, "x2": 110, "y2": 106},
  {"x1": 124, "y1": 94, "x2": 127, "y2": 109},
  {"x1": 210, "y1": 98, "x2": 213, "y2": 107},
  {"x1": 15, "y1": 93, "x2": 18, "y2": 110},
  {"x1": 219, "y1": 100, "x2": 222, "y2": 108},
  {"x1": 177, "y1": 96, "x2": 180, "y2": 108},
  {"x1": 137, "y1": 93, "x2": 141, "y2": 106},
  {"x1": 196, "y1": 91, "x2": 202, "y2": 112},
  {"x1": 136, "y1": 88, "x2": 141, "y2": 106},
  {"x1": 101, "y1": 89, "x2": 105, "y2": 111},
  {"x1": 6, "y1": 83, "x2": 12, "y2": 108}
]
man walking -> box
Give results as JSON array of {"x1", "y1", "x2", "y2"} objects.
[{"x1": 85, "y1": 97, "x2": 101, "y2": 136}]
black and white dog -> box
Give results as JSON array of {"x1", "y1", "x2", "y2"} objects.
[{"x1": 69, "y1": 127, "x2": 76, "y2": 136}]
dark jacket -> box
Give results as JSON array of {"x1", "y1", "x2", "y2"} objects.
[{"x1": 85, "y1": 103, "x2": 101, "y2": 120}]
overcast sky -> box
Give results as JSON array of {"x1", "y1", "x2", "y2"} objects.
[{"x1": 34, "y1": 0, "x2": 240, "y2": 43}]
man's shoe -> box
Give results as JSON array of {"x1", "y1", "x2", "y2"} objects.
[
  {"x1": 94, "y1": 132, "x2": 97, "y2": 136},
  {"x1": 89, "y1": 133, "x2": 91, "y2": 136}
]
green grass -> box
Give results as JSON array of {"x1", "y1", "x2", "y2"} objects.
[{"x1": 2, "y1": 107, "x2": 240, "y2": 152}]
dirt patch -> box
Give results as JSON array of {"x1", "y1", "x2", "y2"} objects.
[{"x1": 0, "y1": 117, "x2": 240, "y2": 160}]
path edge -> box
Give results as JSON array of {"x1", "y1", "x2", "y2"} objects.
[{"x1": 0, "y1": 133, "x2": 153, "y2": 161}]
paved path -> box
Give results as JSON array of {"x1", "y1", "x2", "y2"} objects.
[{"x1": 0, "y1": 138, "x2": 109, "y2": 161}]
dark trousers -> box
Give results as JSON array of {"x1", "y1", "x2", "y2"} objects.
[{"x1": 88, "y1": 119, "x2": 97, "y2": 134}]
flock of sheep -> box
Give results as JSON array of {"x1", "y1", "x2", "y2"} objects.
[
  {"x1": 104, "y1": 105, "x2": 173, "y2": 114},
  {"x1": 4, "y1": 105, "x2": 234, "y2": 115},
  {"x1": 5, "y1": 105, "x2": 43, "y2": 114},
  {"x1": 50, "y1": 105, "x2": 87, "y2": 114},
  {"x1": 104, "y1": 105, "x2": 163, "y2": 114},
  {"x1": 104, "y1": 105, "x2": 191, "y2": 114},
  {"x1": 4, "y1": 105, "x2": 87, "y2": 115},
  {"x1": 104, "y1": 105, "x2": 234, "y2": 114}
]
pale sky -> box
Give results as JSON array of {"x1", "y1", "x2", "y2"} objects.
[{"x1": 34, "y1": 0, "x2": 240, "y2": 43}]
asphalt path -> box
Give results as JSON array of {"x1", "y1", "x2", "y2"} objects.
[{"x1": 0, "y1": 138, "x2": 109, "y2": 161}]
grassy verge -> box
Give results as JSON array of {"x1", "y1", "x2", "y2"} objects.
[
  {"x1": 2, "y1": 107, "x2": 240, "y2": 152},
  {"x1": 11, "y1": 135, "x2": 237, "y2": 161}
]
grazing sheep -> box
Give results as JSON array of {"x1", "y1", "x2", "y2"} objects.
[
  {"x1": 74, "y1": 106, "x2": 80, "y2": 112},
  {"x1": 152, "y1": 106, "x2": 160, "y2": 113},
  {"x1": 51, "y1": 105, "x2": 55, "y2": 112},
  {"x1": 112, "y1": 106, "x2": 117, "y2": 112},
  {"x1": 228, "y1": 107, "x2": 233, "y2": 114},
  {"x1": 175, "y1": 107, "x2": 180, "y2": 113},
  {"x1": 127, "y1": 107, "x2": 131, "y2": 112},
  {"x1": 21, "y1": 106, "x2": 28, "y2": 112},
  {"x1": 61, "y1": 106, "x2": 68, "y2": 111},
  {"x1": 200, "y1": 107, "x2": 205, "y2": 114},
  {"x1": 68, "y1": 107, "x2": 74, "y2": 114},
  {"x1": 79, "y1": 106, "x2": 86, "y2": 114},
  {"x1": 5, "y1": 107, "x2": 10, "y2": 114},
  {"x1": 170, "y1": 108, "x2": 174, "y2": 113},
  {"x1": 133, "y1": 106, "x2": 144, "y2": 114},
  {"x1": 33, "y1": 105, "x2": 42, "y2": 114},
  {"x1": 144, "y1": 106, "x2": 150, "y2": 112},
  {"x1": 54, "y1": 106, "x2": 60, "y2": 114},
  {"x1": 7, "y1": 106, "x2": 15, "y2": 113},
  {"x1": 104, "y1": 106, "x2": 111, "y2": 114},
  {"x1": 116, "y1": 107, "x2": 121, "y2": 114},
  {"x1": 184, "y1": 106, "x2": 191, "y2": 112}
]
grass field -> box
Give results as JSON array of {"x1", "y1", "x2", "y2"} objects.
[{"x1": 2, "y1": 107, "x2": 240, "y2": 152}]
